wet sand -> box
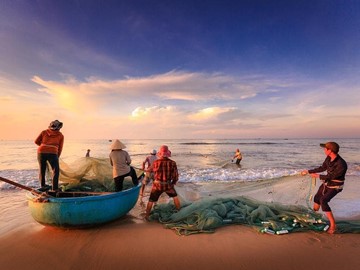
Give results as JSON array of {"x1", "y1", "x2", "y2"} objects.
[{"x1": 1, "y1": 188, "x2": 360, "y2": 270}]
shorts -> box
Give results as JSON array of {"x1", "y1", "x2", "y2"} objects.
[
  {"x1": 149, "y1": 187, "x2": 178, "y2": 202},
  {"x1": 314, "y1": 184, "x2": 342, "y2": 212}
]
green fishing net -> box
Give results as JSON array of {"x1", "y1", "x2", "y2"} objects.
[
  {"x1": 58, "y1": 157, "x2": 141, "y2": 192},
  {"x1": 57, "y1": 158, "x2": 360, "y2": 235},
  {"x1": 149, "y1": 175, "x2": 360, "y2": 235},
  {"x1": 150, "y1": 196, "x2": 328, "y2": 235}
]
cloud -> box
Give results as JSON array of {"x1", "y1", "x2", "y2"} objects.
[
  {"x1": 131, "y1": 106, "x2": 175, "y2": 119},
  {"x1": 0, "y1": 69, "x2": 357, "y2": 140},
  {"x1": 31, "y1": 70, "x2": 291, "y2": 114},
  {"x1": 188, "y1": 107, "x2": 236, "y2": 122}
]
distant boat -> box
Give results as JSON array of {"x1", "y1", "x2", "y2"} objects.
[{"x1": 26, "y1": 184, "x2": 141, "y2": 228}]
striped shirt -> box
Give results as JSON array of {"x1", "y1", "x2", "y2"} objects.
[{"x1": 151, "y1": 157, "x2": 178, "y2": 191}]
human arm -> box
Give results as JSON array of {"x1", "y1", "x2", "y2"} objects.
[
  {"x1": 302, "y1": 156, "x2": 347, "y2": 182},
  {"x1": 301, "y1": 157, "x2": 329, "y2": 177},
  {"x1": 317, "y1": 157, "x2": 347, "y2": 182},
  {"x1": 34, "y1": 131, "x2": 44, "y2": 146},
  {"x1": 147, "y1": 163, "x2": 154, "y2": 173},
  {"x1": 171, "y1": 162, "x2": 179, "y2": 185},
  {"x1": 125, "y1": 152, "x2": 132, "y2": 165},
  {"x1": 142, "y1": 157, "x2": 149, "y2": 170}
]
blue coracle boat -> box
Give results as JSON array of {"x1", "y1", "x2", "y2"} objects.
[{"x1": 26, "y1": 184, "x2": 141, "y2": 228}]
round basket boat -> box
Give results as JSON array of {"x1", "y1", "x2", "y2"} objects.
[{"x1": 26, "y1": 184, "x2": 141, "y2": 228}]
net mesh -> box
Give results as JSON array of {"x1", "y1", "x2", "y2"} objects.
[
  {"x1": 58, "y1": 157, "x2": 140, "y2": 192},
  {"x1": 150, "y1": 175, "x2": 360, "y2": 235},
  {"x1": 57, "y1": 158, "x2": 360, "y2": 235}
]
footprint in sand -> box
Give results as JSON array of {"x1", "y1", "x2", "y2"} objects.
[{"x1": 306, "y1": 236, "x2": 321, "y2": 245}]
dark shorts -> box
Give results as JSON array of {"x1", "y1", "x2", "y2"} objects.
[
  {"x1": 149, "y1": 187, "x2": 178, "y2": 202},
  {"x1": 314, "y1": 184, "x2": 342, "y2": 212}
]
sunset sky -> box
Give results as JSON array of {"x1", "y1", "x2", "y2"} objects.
[{"x1": 1, "y1": 0, "x2": 359, "y2": 140}]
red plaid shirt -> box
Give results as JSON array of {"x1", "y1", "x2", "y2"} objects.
[{"x1": 150, "y1": 157, "x2": 178, "y2": 191}]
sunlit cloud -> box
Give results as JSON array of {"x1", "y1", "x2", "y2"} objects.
[
  {"x1": 130, "y1": 106, "x2": 179, "y2": 124},
  {"x1": 188, "y1": 107, "x2": 236, "y2": 122},
  {"x1": 32, "y1": 75, "x2": 102, "y2": 112},
  {"x1": 0, "y1": 69, "x2": 357, "y2": 139},
  {"x1": 31, "y1": 70, "x2": 292, "y2": 114},
  {"x1": 131, "y1": 106, "x2": 173, "y2": 118}
]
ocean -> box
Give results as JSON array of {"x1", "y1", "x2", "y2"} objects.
[
  {"x1": 1, "y1": 138, "x2": 360, "y2": 232},
  {"x1": 1, "y1": 138, "x2": 359, "y2": 189}
]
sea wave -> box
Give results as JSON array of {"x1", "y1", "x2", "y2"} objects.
[
  {"x1": 179, "y1": 142, "x2": 290, "y2": 145},
  {"x1": 1, "y1": 164, "x2": 360, "y2": 191}
]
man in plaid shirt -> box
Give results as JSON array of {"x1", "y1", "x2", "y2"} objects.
[{"x1": 145, "y1": 145, "x2": 181, "y2": 220}]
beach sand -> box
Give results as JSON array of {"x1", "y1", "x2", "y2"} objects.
[{"x1": 1, "y1": 187, "x2": 360, "y2": 270}]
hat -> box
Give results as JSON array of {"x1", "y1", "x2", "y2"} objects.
[
  {"x1": 158, "y1": 145, "x2": 171, "y2": 158},
  {"x1": 110, "y1": 139, "x2": 126, "y2": 150},
  {"x1": 49, "y1": 120, "x2": 63, "y2": 130},
  {"x1": 320, "y1": 142, "x2": 339, "y2": 154},
  {"x1": 151, "y1": 149, "x2": 157, "y2": 155}
]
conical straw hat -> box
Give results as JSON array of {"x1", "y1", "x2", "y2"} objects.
[{"x1": 110, "y1": 139, "x2": 126, "y2": 150}]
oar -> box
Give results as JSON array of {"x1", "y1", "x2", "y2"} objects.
[
  {"x1": 0, "y1": 176, "x2": 45, "y2": 195},
  {"x1": 132, "y1": 166, "x2": 145, "y2": 171}
]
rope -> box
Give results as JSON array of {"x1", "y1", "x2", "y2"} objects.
[{"x1": 306, "y1": 176, "x2": 316, "y2": 210}]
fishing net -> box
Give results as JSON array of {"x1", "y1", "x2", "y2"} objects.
[
  {"x1": 58, "y1": 157, "x2": 142, "y2": 192},
  {"x1": 149, "y1": 175, "x2": 360, "y2": 235},
  {"x1": 56, "y1": 158, "x2": 360, "y2": 235}
]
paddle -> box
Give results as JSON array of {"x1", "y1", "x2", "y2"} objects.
[{"x1": 0, "y1": 176, "x2": 45, "y2": 195}]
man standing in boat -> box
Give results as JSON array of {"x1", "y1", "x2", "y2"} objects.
[
  {"x1": 145, "y1": 145, "x2": 181, "y2": 220},
  {"x1": 35, "y1": 120, "x2": 64, "y2": 192}
]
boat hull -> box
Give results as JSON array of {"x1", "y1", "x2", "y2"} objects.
[{"x1": 26, "y1": 184, "x2": 141, "y2": 227}]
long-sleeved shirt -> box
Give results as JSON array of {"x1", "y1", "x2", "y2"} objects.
[
  {"x1": 150, "y1": 157, "x2": 178, "y2": 191},
  {"x1": 308, "y1": 155, "x2": 347, "y2": 186},
  {"x1": 109, "y1": 150, "x2": 131, "y2": 177},
  {"x1": 35, "y1": 129, "x2": 64, "y2": 157}
]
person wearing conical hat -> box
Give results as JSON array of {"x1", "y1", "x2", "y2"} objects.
[
  {"x1": 34, "y1": 120, "x2": 64, "y2": 191},
  {"x1": 145, "y1": 145, "x2": 181, "y2": 220},
  {"x1": 301, "y1": 141, "x2": 347, "y2": 234},
  {"x1": 109, "y1": 139, "x2": 138, "y2": 191}
]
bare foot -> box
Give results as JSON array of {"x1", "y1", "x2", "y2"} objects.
[{"x1": 327, "y1": 227, "x2": 336, "y2": 234}]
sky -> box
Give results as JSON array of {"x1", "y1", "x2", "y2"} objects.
[{"x1": 0, "y1": 0, "x2": 359, "y2": 140}]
